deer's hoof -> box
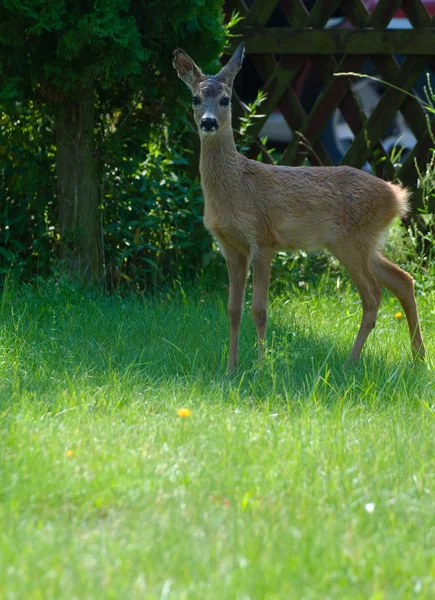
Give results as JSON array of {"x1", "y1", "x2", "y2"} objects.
[
  {"x1": 226, "y1": 364, "x2": 238, "y2": 377},
  {"x1": 412, "y1": 344, "x2": 426, "y2": 363}
]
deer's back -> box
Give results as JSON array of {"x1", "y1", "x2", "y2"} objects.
[{"x1": 203, "y1": 159, "x2": 403, "y2": 256}]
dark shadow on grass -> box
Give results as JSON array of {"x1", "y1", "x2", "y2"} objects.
[
  {"x1": 217, "y1": 314, "x2": 432, "y2": 410},
  {"x1": 0, "y1": 279, "x2": 433, "y2": 412}
]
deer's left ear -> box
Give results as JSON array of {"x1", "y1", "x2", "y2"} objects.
[
  {"x1": 216, "y1": 43, "x2": 245, "y2": 88},
  {"x1": 173, "y1": 49, "x2": 204, "y2": 90}
]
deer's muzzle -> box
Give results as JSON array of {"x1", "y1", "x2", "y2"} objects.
[{"x1": 200, "y1": 117, "x2": 218, "y2": 134}]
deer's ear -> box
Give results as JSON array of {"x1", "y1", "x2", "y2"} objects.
[
  {"x1": 216, "y1": 43, "x2": 245, "y2": 88},
  {"x1": 173, "y1": 49, "x2": 204, "y2": 90}
]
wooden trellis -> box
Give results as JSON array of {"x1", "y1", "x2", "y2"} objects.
[{"x1": 224, "y1": 0, "x2": 435, "y2": 207}]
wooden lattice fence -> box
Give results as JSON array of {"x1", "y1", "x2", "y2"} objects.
[{"x1": 224, "y1": 0, "x2": 435, "y2": 208}]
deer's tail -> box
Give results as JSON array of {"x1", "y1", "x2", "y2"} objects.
[{"x1": 388, "y1": 182, "x2": 411, "y2": 219}]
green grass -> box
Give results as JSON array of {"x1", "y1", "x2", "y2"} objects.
[{"x1": 1, "y1": 276, "x2": 435, "y2": 599}]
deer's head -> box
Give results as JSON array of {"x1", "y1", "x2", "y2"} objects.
[{"x1": 173, "y1": 43, "x2": 244, "y2": 136}]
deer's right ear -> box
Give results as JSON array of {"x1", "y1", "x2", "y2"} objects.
[{"x1": 173, "y1": 49, "x2": 204, "y2": 90}]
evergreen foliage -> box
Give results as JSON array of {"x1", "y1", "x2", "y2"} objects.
[
  {"x1": 0, "y1": 0, "x2": 224, "y2": 102},
  {"x1": 0, "y1": 0, "x2": 225, "y2": 283}
]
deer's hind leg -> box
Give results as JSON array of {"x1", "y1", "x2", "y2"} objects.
[
  {"x1": 333, "y1": 244, "x2": 382, "y2": 363},
  {"x1": 251, "y1": 248, "x2": 274, "y2": 363},
  {"x1": 371, "y1": 251, "x2": 425, "y2": 360},
  {"x1": 224, "y1": 248, "x2": 249, "y2": 374}
]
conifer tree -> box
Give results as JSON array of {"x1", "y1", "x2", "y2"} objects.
[{"x1": 0, "y1": 0, "x2": 224, "y2": 281}]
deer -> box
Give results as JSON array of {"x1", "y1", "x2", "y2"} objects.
[{"x1": 172, "y1": 43, "x2": 426, "y2": 373}]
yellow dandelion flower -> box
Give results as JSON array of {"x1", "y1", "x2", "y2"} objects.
[
  {"x1": 395, "y1": 311, "x2": 403, "y2": 320},
  {"x1": 65, "y1": 449, "x2": 74, "y2": 458},
  {"x1": 177, "y1": 408, "x2": 191, "y2": 418}
]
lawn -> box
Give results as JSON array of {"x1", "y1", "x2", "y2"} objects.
[{"x1": 1, "y1": 275, "x2": 435, "y2": 599}]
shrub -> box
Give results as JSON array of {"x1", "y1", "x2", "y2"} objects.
[{"x1": 0, "y1": 104, "x2": 56, "y2": 277}]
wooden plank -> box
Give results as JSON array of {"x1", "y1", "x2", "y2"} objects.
[
  {"x1": 245, "y1": 55, "x2": 333, "y2": 165},
  {"x1": 245, "y1": 0, "x2": 279, "y2": 26},
  {"x1": 232, "y1": 0, "x2": 357, "y2": 151},
  {"x1": 341, "y1": 56, "x2": 431, "y2": 168},
  {"x1": 233, "y1": 0, "x2": 357, "y2": 163},
  {"x1": 240, "y1": 55, "x2": 303, "y2": 139},
  {"x1": 304, "y1": 0, "x2": 343, "y2": 28},
  {"x1": 278, "y1": 0, "x2": 307, "y2": 27},
  {"x1": 340, "y1": 92, "x2": 396, "y2": 180},
  {"x1": 401, "y1": 0, "x2": 431, "y2": 28},
  {"x1": 238, "y1": 28, "x2": 435, "y2": 55},
  {"x1": 230, "y1": 91, "x2": 275, "y2": 164},
  {"x1": 342, "y1": 1, "x2": 435, "y2": 172},
  {"x1": 276, "y1": 0, "x2": 343, "y2": 29},
  {"x1": 399, "y1": 119, "x2": 435, "y2": 186},
  {"x1": 367, "y1": 0, "x2": 405, "y2": 29},
  {"x1": 341, "y1": 0, "x2": 402, "y2": 28},
  {"x1": 339, "y1": 5, "x2": 435, "y2": 177},
  {"x1": 249, "y1": 53, "x2": 306, "y2": 125},
  {"x1": 224, "y1": 0, "x2": 434, "y2": 190},
  {"x1": 280, "y1": 55, "x2": 366, "y2": 165},
  {"x1": 283, "y1": 78, "x2": 396, "y2": 177},
  {"x1": 399, "y1": 123, "x2": 435, "y2": 211},
  {"x1": 340, "y1": 0, "x2": 369, "y2": 27},
  {"x1": 223, "y1": 0, "x2": 249, "y2": 19},
  {"x1": 280, "y1": 0, "x2": 403, "y2": 168},
  {"x1": 223, "y1": 0, "x2": 307, "y2": 161},
  {"x1": 245, "y1": 0, "x2": 346, "y2": 148},
  {"x1": 370, "y1": 55, "x2": 430, "y2": 143}
]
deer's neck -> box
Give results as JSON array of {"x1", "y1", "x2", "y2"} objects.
[{"x1": 199, "y1": 129, "x2": 240, "y2": 197}]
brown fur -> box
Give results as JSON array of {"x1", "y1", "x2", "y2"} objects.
[{"x1": 173, "y1": 44, "x2": 426, "y2": 372}]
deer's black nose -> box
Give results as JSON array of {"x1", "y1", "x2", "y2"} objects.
[{"x1": 200, "y1": 117, "x2": 218, "y2": 131}]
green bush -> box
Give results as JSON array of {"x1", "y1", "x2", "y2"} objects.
[
  {"x1": 0, "y1": 105, "x2": 216, "y2": 288},
  {"x1": 0, "y1": 104, "x2": 56, "y2": 277},
  {"x1": 102, "y1": 118, "x2": 214, "y2": 289}
]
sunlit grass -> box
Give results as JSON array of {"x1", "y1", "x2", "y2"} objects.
[{"x1": 1, "y1": 276, "x2": 435, "y2": 599}]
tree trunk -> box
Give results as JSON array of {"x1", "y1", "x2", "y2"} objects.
[{"x1": 55, "y1": 87, "x2": 102, "y2": 282}]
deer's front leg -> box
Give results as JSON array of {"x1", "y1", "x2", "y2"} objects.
[
  {"x1": 225, "y1": 250, "x2": 249, "y2": 374},
  {"x1": 251, "y1": 249, "x2": 274, "y2": 364}
]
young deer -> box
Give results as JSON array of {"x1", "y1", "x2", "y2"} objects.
[{"x1": 173, "y1": 43, "x2": 426, "y2": 373}]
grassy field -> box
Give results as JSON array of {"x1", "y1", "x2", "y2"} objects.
[{"x1": 1, "y1": 274, "x2": 435, "y2": 599}]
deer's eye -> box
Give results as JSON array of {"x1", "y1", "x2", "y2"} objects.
[
  {"x1": 192, "y1": 96, "x2": 201, "y2": 106},
  {"x1": 220, "y1": 97, "x2": 230, "y2": 107}
]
